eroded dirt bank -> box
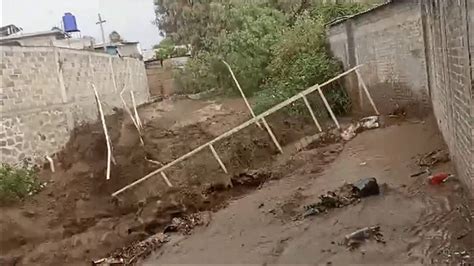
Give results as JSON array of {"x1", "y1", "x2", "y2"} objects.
[
  {"x1": 145, "y1": 117, "x2": 473, "y2": 265},
  {"x1": 0, "y1": 98, "x2": 329, "y2": 265}
]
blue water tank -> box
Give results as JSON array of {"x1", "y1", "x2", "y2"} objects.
[{"x1": 62, "y1": 12, "x2": 79, "y2": 32}]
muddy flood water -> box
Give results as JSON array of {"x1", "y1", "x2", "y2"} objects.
[{"x1": 145, "y1": 116, "x2": 473, "y2": 265}]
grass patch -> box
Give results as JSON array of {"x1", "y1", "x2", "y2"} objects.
[{"x1": 0, "y1": 163, "x2": 40, "y2": 205}]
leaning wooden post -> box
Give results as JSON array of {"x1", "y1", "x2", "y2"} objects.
[
  {"x1": 261, "y1": 117, "x2": 283, "y2": 153},
  {"x1": 222, "y1": 60, "x2": 262, "y2": 129},
  {"x1": 301, "y1": 94, "x2": 323, "y2": 132},
  {"x1": 355, "y1": 69, "x2": 380, "y2": 115},
  {"x1": 92, "y1": 84, "x2": 113, "y2": 180},
  {"x1": 160, "y1": 171, "x2": 173, "y2": 187},
  {"x1": 209, "y1": 144, "x2": 228, "y2": 173},
  {"x1": 130, "y1": 90, "x2": 143, "y2": 129},
  {"x1": 317, "y1": 85, "x2": 340, "y2": 129},
  {"x1": 120, "y1": 88, "x2": 144, "y2": 145}
]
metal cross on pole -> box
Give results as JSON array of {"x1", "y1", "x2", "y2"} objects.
[{"x1": 96, "y1": 13, "x2": 107, "y2": 52}]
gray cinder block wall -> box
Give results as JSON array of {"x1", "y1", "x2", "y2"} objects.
[
  {"x1": 1, "y1": 46, "x2": 149, "y2": 165},
  {"x1": 327, "y1": 0, "x2": 473, "y2": 192}
]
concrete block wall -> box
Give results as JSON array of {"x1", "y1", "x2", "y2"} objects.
[
  {"x1": 328, "y1": 0, "x2": 429, "y2": 115},
  {"x1": 328, "y1": 0, "x2": 473, "y2": 192},
  {"x1": 1, "y1": 46, "x2": 149, "y2": 164}
]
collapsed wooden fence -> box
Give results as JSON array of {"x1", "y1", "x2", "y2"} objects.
[{"x1": 111, "y1": 64, "x2": 377, "y2": 197}]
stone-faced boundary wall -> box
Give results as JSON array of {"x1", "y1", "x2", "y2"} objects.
[{"x1": 1, "y1": 46, "x2": 149, "y2": 164}]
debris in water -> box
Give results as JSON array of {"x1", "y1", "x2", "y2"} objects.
[
  {"x1": 344, "y1": 226, "x2": 385, "y2": 250},
  {"x1": 427, "y1": 172, "x2": 452, "y2": 185},
  {"x1": 303, "y1": 178, "x2": 381, "y2": 218},
  {"x1": 93, "y1": 233, "x2": 168, "y2": 265},
  {"x1": 163, "y1": 212, "x2": 211, "y2": 235},
  {"x1": 359, "y1": 116, "x2": 379, "y2": 129},
  {"x1": 417, "y1": 149, "x2": 450, "y2": 167},
  {"x1": 352, "y1": 177, "x2": 380, "y2": 197},
  {"x1": 302, "y1": 184, "x2": 360, "y2": 218},
  {"x1": 410, "y1": 168, "x2": 431, "y2": 177},
  {"x1": 341, "y1": 116, "x2": 380, "y2": 141}
]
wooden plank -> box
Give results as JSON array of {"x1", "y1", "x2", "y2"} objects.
[
  {"x1": 160, "y1": 171, "x2": 173, "y2": 187},
  {"x1": 301, "y1": 94, "x2": 323, "y2": 132},
  {"x1": 262, "y1": 117, "x2": 283, "y2": 153},
  {"x1": 355, "y1": 69, "x2": 380, "y2": 115},
  {"x1": 209, "y1": 144, "x2": 228, "y2": 173},
  {"x1": 111, "y1": 65, "x2": 361, "y2": 196},
  {"x1": 222, "y1": 60, "x2": 262, "y2": 129},
  {"x1": 317, "y1": 85, "x2": 340, "y2": 129},
  {"x1": 92, "y1": 84, "x2": 113, "y2": 180}
]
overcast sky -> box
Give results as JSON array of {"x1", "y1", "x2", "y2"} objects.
[{"x1": 0, "y1": 0, "x2": 162, "y2": 49}]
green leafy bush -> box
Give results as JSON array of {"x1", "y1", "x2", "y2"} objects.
[
  {"x1": 174, "y1": 5, "x2": 287, "y2": 95},
  {"x1": 254, "y1": 13, "x2": 342, "y2": 114},
  {"x1": 0, "y1": 163, "x2": 40, "y2": 204}
]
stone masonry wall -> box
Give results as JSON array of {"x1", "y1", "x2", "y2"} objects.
[
  {"x1": 328, "y1": 0, "x2": 429, "y2": 115},
  {"x1": 1, "y1": 46, "x2": 149, "y2": 164},
  {"x1": 328, "y1": 0, "x2": 473, "y2": 192}
]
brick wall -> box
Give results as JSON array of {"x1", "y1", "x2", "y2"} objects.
[
  {"x1": 328, "y1": 0, "x2": 429, "y2": 115},
  {"x1": 0, "y1": 46, "x2": 149, "y2": 164},
  {"x1": 327, "y1": 0, "x2": 473, "y2": 192},
  {"x1": 421, "y1": 0, "x2": 473, "y2": 192}
]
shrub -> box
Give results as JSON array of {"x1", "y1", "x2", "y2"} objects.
[{"x1": 0, "y1": 163, "x2": 40, "y2": 204}]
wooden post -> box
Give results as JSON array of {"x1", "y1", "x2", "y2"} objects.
[
  {"x1": 209, "y1": 144, "x2": 228, "y2": 174},
  {"x1": 317, "y1": 85, "x2": 340, "y2": 129},
  {"x1": 109, "y1": 57, "x2": 118, "y2": 93},
  {"x1": 160, "y1": 171, "x2": 173, "y2": 187},
  {"x1": 45, "y1": 156, "x2": 55, "y2": 173},
  {"x1": 355, "y1": 69, "x2": 380, "y2": 115},
  {"x1": 120, "y1": 88, "x2": 144, "y2": 145},
  {"x1": 130, "y1": 91, "x2": 143, "y2": 129},
  {"x1": 92, "y1": 84, "x2": 112, "y2": 180},
  {"x1": 222, "y1": 60, "x2": 262, "y2": 129},
  {"x1": 261, "y1": 117, "x2": 283, "y2": 153},
  {"x1": 301, "y1": 94, "x2": 323, "y2": 132},
  {"x1": 111, "y1": 65, "x2": 362, "y2": 196}
]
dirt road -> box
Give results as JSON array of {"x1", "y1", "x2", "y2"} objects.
[{"x1": 145, "y1": 118, "x2": 473, "y2": 265}]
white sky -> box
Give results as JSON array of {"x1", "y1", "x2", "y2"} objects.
[{"x1": 0, "y1": 0, "x2": 162, "y2": 49}]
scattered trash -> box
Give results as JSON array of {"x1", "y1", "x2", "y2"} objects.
[
  {"x1": 92, "y1": 257, "x2": 124, "y2": 265},
  {"x1": 341, "y1": 124, "x2": 360, "y2": 141},
  {"x1": 302, "y1": 178, "x2": 381, "y2": 218},
  {"x1": 163, "y1": 212, "x2": 210, "y2": 235},
  {"x1": 341, "y1": 116, "x2": 380, "y2": 141},
  {"x1": 359, "y1": 162, "x2": 367, "y2": 166},
  {"x1": 352, "y1": 178, "x2": 380, "y2": 198},
  {"x1": 93, "y1": 233, "x2": 168, "y2": 265},
  {"x1": 303, "y1": 185, "x2": 360, "y2": 217},
  {"x1": 344, "y1": 226, "x2": 385, "y2": 250},
  {"x1": 456, "y1": 229, "x2": 471, "y2": 240},
  {"x1": 359, "y1": 116, "x2": 379, "y2": 129},
  {"x1": 417, "y1": 149, "x2": 450, "y2": 167},
  {"x1": 410, "y1": 168, "x2": 431, "y2": 177},
  {"x1": 427, "y1": 172, "x2": 452, "y2": 185}
]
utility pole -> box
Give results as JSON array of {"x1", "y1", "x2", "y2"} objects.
[{"x1": 96, "y1": 13, "x2": 107, "y2": 52}]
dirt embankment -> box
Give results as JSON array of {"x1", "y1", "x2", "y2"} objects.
[{"x1": 0, "y1": 99, "x2": 332, "y2": 265}]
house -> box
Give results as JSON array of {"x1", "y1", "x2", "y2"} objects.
[
  {"x1": 0, "y1": 28, "x2": 66, "y2": 46},
  {"x1": 94, "y1": 41, "x2": 142, "y2": 59},
  {"x1": 0, "y1": 24, "x2": 22, "y2": 37},
  {"x1": 53, "y1": 36, "x2": 95, "y2": 50}
]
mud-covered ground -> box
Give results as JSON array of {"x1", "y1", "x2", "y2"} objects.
[
  {"x1": 145, "y1": 116, "x2": 473, "y2": 265},
  {"x1": 0, "y1": 97, "x2": 330, "y2": 265},
  {"x1": 0, "y1": 97, "x2": 472, "y2": 265}
]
